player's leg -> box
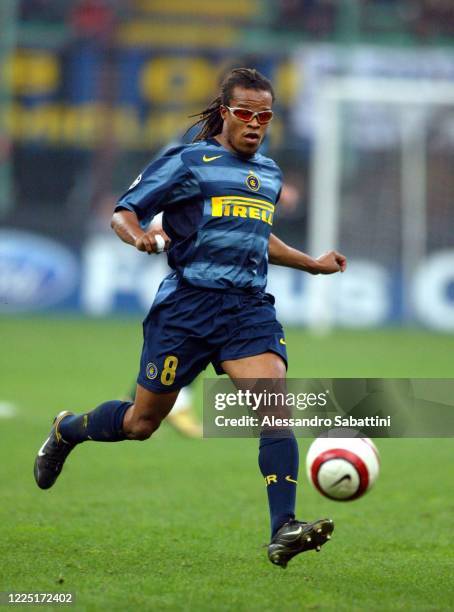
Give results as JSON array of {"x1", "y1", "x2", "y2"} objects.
[
  {"x1": 125, "y1": 382, "x2": 201, "y2": 438},
  {"x1": 221, "y1": 346, "x2": 333, "y2": 567},
  {"x1": 221, "y1": 352, "x2": 300, "y2": 537},
  {"x1": 61, "y1": 386, "x2": 177, "y2": 441},
  {"x1": 34, "y1": 283, "x2": 214, "y2": 490},
  {"x1": 123, "y1": 384, "x2": 178, "y2": 439},
  {"x1": 33, "y1": 386, "x2": 178, "y2": 489}
]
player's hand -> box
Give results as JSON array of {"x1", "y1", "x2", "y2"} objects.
[
  {"x1": 314, "y1": 250, "x2": 347, "y2": 274},
  {"x1": 135, "y1": 229, "x2": 171, "y2": 254}
]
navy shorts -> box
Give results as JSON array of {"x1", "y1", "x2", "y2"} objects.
[{"x1": 137, "y1": 277, "x2": 287, "y2": 393}]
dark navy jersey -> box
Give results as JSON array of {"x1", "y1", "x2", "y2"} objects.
[{"x1": 115, "y1": 138, "x2": 283, "y2": 292}]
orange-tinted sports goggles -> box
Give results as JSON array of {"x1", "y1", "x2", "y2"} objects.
[{"x1": 224, "y1": 106, "x2": 274, "y2": 125}]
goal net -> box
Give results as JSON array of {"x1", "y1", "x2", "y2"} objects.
[{"x1": 306, "y1": 77, "x2": 454, "y2": 331}]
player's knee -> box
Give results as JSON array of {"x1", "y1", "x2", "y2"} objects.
[{"x1": 274, "y1": 358, "x2": 287, "y2": 379}]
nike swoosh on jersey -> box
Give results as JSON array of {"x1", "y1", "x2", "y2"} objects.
[
  {"x1": 279, "y1": 338, "x2": 286, "y2": 345},
  {"x1": 203, "y1": 154, "x2": 223, "y2": 162},
  {"x1": 285, "y1": 475, "x2": 297, "y2": 483}
]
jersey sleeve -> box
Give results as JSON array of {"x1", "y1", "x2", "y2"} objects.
[{"x1": 115, "y1": 147, "x2": 192, "y2": 226}]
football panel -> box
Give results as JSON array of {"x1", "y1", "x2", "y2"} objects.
[
  {"x1": 316, "y1": 458, "x2": 360, "y2": 500},
  {"x1": 310, "y1": 448, "x2": 370, "y2": 501},
  {"x1": 306, "y1": 437, "x2": 380, "y2": 491}
]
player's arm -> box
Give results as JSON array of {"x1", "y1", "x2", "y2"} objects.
[
  {"x1": 268, "y1": 233, "x2": 346, "y2": 275},
  {"x1": 111, "y1": 147, "x2": 190, "y2": 253},
  {"x1": 111, "y1": 209, "x2": 170, "y2": 254}
]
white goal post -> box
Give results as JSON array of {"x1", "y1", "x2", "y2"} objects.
[{"x1": 307, "y1": 77, "x2": 454, "y2": 330}]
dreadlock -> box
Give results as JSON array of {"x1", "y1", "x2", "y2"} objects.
[{"x1": 188, "y1": 68, "x2": 275, "y2": 142}]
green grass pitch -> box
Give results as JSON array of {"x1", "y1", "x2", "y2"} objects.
[{"x1": 0, "y1": 317, "x2": 453, "y2": 611}]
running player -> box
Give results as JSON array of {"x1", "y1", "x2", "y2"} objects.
[
  {"x1": 34, "y1": 68, "x2": 346, "y2": 568},
  {"x1": 124, "y1": 212, "x2": 202, "y2": 439}
]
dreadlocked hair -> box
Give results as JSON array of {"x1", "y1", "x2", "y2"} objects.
[{"x1": 188, "y1": 67, "x2": 275, "y2": 142}]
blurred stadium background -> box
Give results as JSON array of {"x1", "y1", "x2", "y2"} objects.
[
  {"x1": 1, "y1": 0, "x2": 454, "y2": 330},
  {"x1": 1, "y1": 2, "x2": 454, "y2": 609}
]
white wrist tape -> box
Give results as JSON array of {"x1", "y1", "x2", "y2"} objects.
[{"x1": 155, "y1": 234, "x2": 165, "y2": 253}]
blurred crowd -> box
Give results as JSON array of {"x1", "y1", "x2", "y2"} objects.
[
  {"x1": 9, "y1": 0, "x2": 454, "y2": 241},
  {"x1": 18, "y1": 0, "x2": 454, "y2": 40},
  {"x1": 19, "y1": 0, "x2": 120, "y2": 37},
  {"x1": 274, "y1": 0, "x2": 454, "y2": 39}
]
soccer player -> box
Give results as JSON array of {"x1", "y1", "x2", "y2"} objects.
[
  {"x1": 34, "y1": 68, "x2": 346, "y2": 568},
  {"x1": 124, "y1": 212, "x2": 202, "y2": 439}
]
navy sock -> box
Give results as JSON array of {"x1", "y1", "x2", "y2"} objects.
[
  {"x1": 259, "y1": 431, "x2": 299, "y2": 537},
  {"x1": 59, "y1": 400, "x2": 132, "y2": 443}
]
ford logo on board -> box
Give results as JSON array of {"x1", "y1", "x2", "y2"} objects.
[{"x1": 0, "y1": 230, "x2": 79, "y2": 312}]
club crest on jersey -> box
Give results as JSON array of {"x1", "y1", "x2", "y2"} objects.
[
  {"x1": 246, "y1": 171, "x2": 260, "y2": 192},
  {"x1": 146, "y1": 362, "x2": 158, "y2": 380}
]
